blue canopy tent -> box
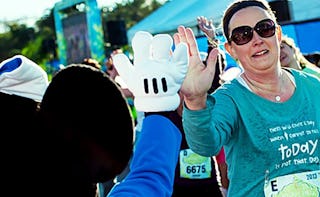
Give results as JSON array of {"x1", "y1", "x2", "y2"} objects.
[{"x1": 127, "y1": 0, "x2": 320, "y2": 68}]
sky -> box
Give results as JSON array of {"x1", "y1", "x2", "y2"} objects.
[{"x1": 0, "y1": 0, "x2": 123, "y2": 32}]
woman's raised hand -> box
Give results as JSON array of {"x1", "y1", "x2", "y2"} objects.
[{"x1": 173, "y1": 26, "x2": 219, "y2": 110}]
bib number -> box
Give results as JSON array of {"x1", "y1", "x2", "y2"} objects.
[{"x1": 179, "y1": 149, "x2": 212, "y2": 179}]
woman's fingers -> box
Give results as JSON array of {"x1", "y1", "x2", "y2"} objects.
[
  {"x1": 177, "y1": 26, "x2": 188, "y2": 43},
  {"x1": 206, "y1": 48, "x2": 219, "y2": 72},
  {"x1": 185, "y1": 27, "x2": 200, "y2": 58}
]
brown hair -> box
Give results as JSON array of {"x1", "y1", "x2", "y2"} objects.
[{"x1": 222, "y1": 0, "x2": 277, "y2": 42}]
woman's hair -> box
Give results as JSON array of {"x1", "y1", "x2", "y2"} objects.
[
  {"x1": 281, "y1": 35, "x2": 316, "y2": 68},
  {"x1": 222, "y1": 0, "x2": 277, "y2": 41}
]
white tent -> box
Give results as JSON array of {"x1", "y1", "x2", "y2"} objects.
[{"x1": 127, "y1": 0, "x2": 320, "y2": 43}]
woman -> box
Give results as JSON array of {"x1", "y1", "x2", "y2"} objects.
[
  {"x1": 174, "y1": 0, "x2": 320, "y2": 196},
  {"x1": 280, "y1": 35, "x2": 320, "y2": 78}
]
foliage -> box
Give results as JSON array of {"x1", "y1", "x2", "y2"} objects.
[
  {"x1": 101, "y1": 0, "x2": 165, "y2": 56},
  {"x1": 0, "y1": 24, "x2": 36, "y2": 62},
  {"x1": 102, "y1": 0, "x2": 163, "y2": 29},
  {"x1": 0, "y1": 0, "x2": 166, "y2": 70}
]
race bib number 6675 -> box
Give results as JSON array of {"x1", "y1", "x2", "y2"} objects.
[{"x1": 179, "y1": 149, "x2": 212, "y2": 179}]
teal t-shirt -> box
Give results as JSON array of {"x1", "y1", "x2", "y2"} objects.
[
  {"x1": 183, "y1": 69, "x2": 320, "y2": 197},
  {"x1": 302, "y1": 66, "x2": 320, "y2": 79}
]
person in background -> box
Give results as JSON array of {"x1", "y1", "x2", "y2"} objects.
[
  {"x1": 175, "y1": 0, "x2": 320, "y2": 196},
  {"x1": 170, "y1": 90, "x2": 224, "y2": 197},
  {"x1": 106, "y1": 49, "x2": 146, "y2": 147},
  {"x1": 197, "y1": 15, "x2": 241, "y2": 93},
  {"x1": 35, "y1": 29, "x2": 189, "y2": 197},
  {"x1": 105, "y1": 49, "x2": 137, "y2": 123},
  {"x1": 106, "y1": 49, "x2": 134, "y2": 99},
  {"x1": 0, "y1": 55, "x2": 49, "y2": 195},
  {"x1": 280, "y1": 35, "x2": 320, "y2": 78},
  {"x1": 81, "y1": 56, "x2": 131, "y2": 196},
  {"x1": 197, "y1": 16, "x2": 233, "y2": 196},
  {"x1": 304, "y1": 52, "x2": 320, "y2": 68},
  {"x1": 36, "y1": 64, "x2": 135, "y2": 197},
  {"x1": 99, "y1": 49, "x2": 142, "y2": 196},
  {"x1": 197, "y1": 16, "x2": 218, "y2": 49},
  {"x1": 215, "y1": 147, "x2": 229, "y2": 197},
  {"x1": 0, "y1": 55, "x2": 49, "y2": 103},
  {"x1": 82, "y1": 57, "x2": 102, "y2": 70}
]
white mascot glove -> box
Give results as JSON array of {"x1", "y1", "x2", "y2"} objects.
[{"x1": 112, "y1": 31, "x2": 189, "y2": 112}]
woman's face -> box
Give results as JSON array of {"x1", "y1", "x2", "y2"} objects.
[
  {"x1": 280, "y1": 41, "x2": 295, "y2": 67},
  {"x1": 225, "y1": 6, "x2": 281, "y2": 74}
]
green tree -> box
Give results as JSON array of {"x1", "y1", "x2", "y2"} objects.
[
  {"x1": 0, "y1": 23, "x2": 36, "y2": 61},
  {"x1": 102, "y1": 0, "x2": 163, "y2": 29},
  {"x1": 101, "y1": 0, "x2": 165, "y2": 54},
  {"x1": 0, "y1": 0, "x2": 166, "y2": 66},
  {"x1": 0, "y1": 8, "x2": 55, "y2": 60}
]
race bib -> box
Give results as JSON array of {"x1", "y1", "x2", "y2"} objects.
[
  {"x1": 179, "y1": 149, "x2": 212, "y2": 179},
  {"x1": 264, "y1": 170, "x2": 320, "y2": 197}
]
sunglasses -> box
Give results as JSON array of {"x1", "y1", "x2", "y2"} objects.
[{"x1": 229, "y1": 19, "x2": 276, "y2": 45}]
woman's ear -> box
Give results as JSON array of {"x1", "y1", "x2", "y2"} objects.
[{"x1": 224, "y1": 42, "x2": 237, "y2": 60}]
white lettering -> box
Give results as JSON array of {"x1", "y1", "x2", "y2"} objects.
[
  {"x1": 309, "y1": 140, "x2": 318, "y2": 155},
  {"x1": 269, "y1": 126, "x2": 281, "y2": 133},
  {"x1": 270, "y1": 136, "x2": 284, "y2": 142},
  {"x1": 292, "y1": 143, "x2": 302, "y2": 156},
  {"x1": 291, "y1": 122, "x2": 303, "y2": 128},
  {"x1": 289, "y1": 131, "x2": 305, "y2": 138},
  {"x1": 293, "y1": 158, "x2": 307, "y2": 165},
  {"x1": 278, "y1": 140, "x2": 318, "y2": 160}
]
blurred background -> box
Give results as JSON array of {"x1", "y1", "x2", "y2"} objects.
[{"x1": 0, "y1": 0, "x2": 319, "y2": 80}]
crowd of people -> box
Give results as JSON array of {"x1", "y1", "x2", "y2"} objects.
[{"x1": 1, "y1": 0, "x2": 319, "y2": 197}]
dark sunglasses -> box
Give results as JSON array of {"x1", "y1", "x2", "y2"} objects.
[{"x1": 229, "y1": 19, "x2": 276, "y2": 45}]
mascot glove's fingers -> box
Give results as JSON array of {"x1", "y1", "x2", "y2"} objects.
[
  {"x1": 115, "y1": 31, "x2": 189, "y2": 112},
  {"x1": 112, "y1": 53, "x2": 135, "y2": 91},
  {"x1": 132, "y1": 31, "x2": 153, "y2": 67},
  {"x1": 152, "y1": 34, "x2": 173, "y2": 61}
]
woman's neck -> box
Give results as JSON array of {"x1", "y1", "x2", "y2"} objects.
[{"x1": 241, "y1": 69, "x2": 293, "y2": 102}]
